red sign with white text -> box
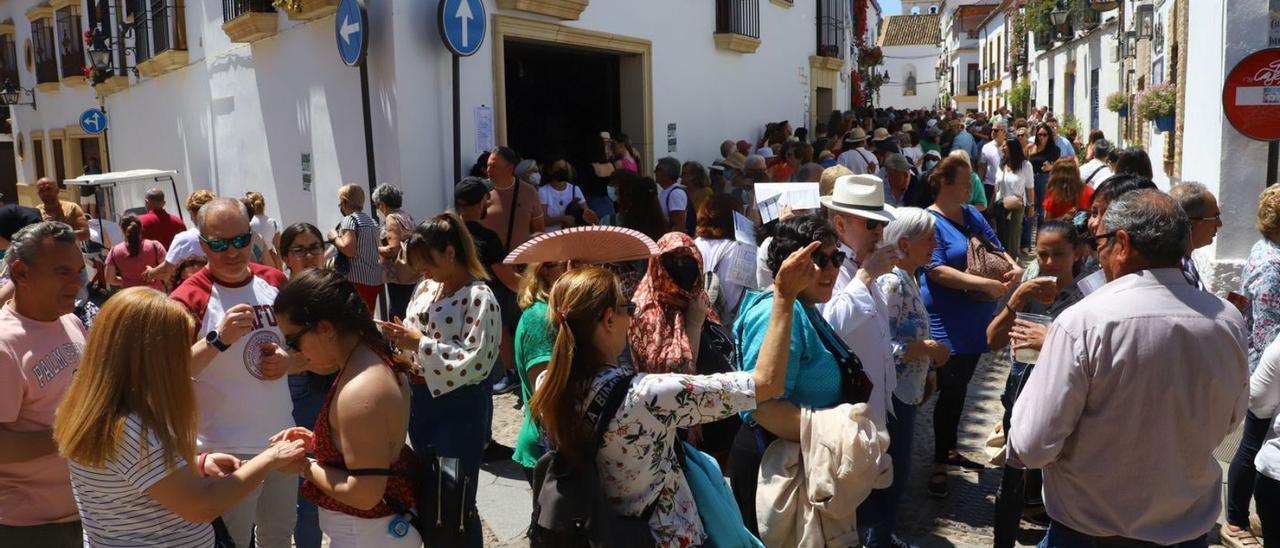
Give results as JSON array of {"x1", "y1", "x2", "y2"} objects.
[{"x1": 1224, "y1": 48, "x2": 1280, "y2": 141}]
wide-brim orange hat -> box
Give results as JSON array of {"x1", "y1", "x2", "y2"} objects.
[{"x1": 503, "y1": 226, "x2": 659, "y2": 265}]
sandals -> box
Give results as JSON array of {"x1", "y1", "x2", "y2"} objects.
[
  {"x1": 945, "y1": 452, "x2": 986, "y2": 470},
  {"x1": 1221, "y1": 524, "x2": 1263, "y2": 548},
  {"x1": 927, "y1": 471, "x2": 948, "y2": 498}
]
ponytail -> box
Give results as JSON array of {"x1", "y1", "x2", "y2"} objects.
[
  {"x1": 121, "y1": 214, "x2": 143, "y2": 257},
  {"x1": 527, "y1": 267, "x2": 623, "y2": 466}
]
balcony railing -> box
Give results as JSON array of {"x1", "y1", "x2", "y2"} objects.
[
  {"x1": 715, "y1": 0, "x2": 760, "y2": 39},
  {"x1": 31, "y1": 19, "x2": 58, "y2": 84},
  {"x1": 56, "y1": 9, "x2": 83, "y2": 80},
  {"x1": 816, "y1": 0, "x2": 846, "y2": 58},
  {"x1": 224, "y1": 0, "x2": 275, "y2": 22},
  {"x1": 0, "y1": 35, "x2": 17, "y2": 86}
]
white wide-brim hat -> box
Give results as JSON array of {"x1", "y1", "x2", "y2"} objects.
[{"x1": 820, "y1": 174, "x2": 896, "y2": 222}]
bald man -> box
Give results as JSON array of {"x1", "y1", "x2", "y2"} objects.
[{"x1": 34, "y1": 178, "x2": 88, "y2": 241}]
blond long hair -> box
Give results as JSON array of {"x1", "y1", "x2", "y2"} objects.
[
  {"x1": 516, "y1": 262, "x2": 559, "y2": 310},
  {"x1": 54, "y1": 287, "x2": 198, "y2": 470},
  {"x1": 528, "y1": 266, "x2": 624, "y2": 465}
]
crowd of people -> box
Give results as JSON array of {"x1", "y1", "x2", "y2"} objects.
[{"x1": 0, "y1": 103, "x2": 1266, "y2": 548}]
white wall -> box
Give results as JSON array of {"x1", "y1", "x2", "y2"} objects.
[
  {"x1": 881, "y1": 43, "x2": 939, "y2": 109},
  {"x1": 5, "y1": 0, "x2": 852, "y2": 231},
  {"x1": 1182, "y1": 0, "x2": 1269, "y2": 290},
  {"x1": 1031, "y1": 23, "x2": 1120, "y2": 146}
]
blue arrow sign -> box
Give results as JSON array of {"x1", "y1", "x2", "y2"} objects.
[
  {"x1": 79, "y1": 108, "x2": 107, "y2": 135},
  {"x1": 439, "y1": 0, "x2": 485, "y2": 57},
  {"x1": 335, "y1": 0, "x2": 368, "y2": 67}
]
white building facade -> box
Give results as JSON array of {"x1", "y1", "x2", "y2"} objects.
[
  {"x1": 0, "y1": 0, "x2": 856, "y2": 230},
  {"x1": 1029, "y1": 17, "x2": 1122, "y2": 152},
  {"x1": 938, "y1": 0, "x2": 998, "y2": 112},
  {"x1": 877, "y1": 13, "x2": 941, "y2": 110},
  {"x1": 976, "y1": 5, "x2": 1008, "y2": 114}
]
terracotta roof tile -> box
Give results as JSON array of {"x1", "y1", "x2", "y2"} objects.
[{"x1": 878, "y1": 14, "x2": 942, "y2": 47}]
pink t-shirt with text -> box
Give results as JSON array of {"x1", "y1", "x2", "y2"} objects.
[{"x1": 0, "y1": 305, "x2": 85, "y2": 526}]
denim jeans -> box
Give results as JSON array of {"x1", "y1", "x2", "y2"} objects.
[
  {"x1": 860, "y1": 397, "x2": 919, "y2": 547},
  {"x1": 288, "y1": 373, "x2": 333, "y2": 548},
  {"x1": 407, "y1": 379, "x2": 493, "y2": 548},
  {"x1": 1023, "y1": 172, "x2": 1049, "y2": 249},
  {"x1": 934, "y1": 353, "x2": 982, "y2": 463},
  {"x1": 1037, "y1": 522, "x2": 1207, "y2": 548},
  {"x1": 1227, "y1": 411, "x2": 1272, "y2": 526}
]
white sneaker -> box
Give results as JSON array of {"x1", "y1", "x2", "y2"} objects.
[{"x1": 889, "y1": 534, "x2": 919, "y2": 548}]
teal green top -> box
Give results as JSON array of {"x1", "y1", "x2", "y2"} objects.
[
  {"x1": 733, "y1": 290, "x2": 842, "y2": 423},
  {"x1": 513, "y1": 301, "x2": 555, "y2": 468},
  {"x1": 968, "y1": 172, "x2": 988, "y2": 208}
]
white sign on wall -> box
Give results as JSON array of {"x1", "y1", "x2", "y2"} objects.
[
  {"x1": 301, "y1": 153, "x2": 313, "y2": 192},
  {"x1": 667, "y1": 123, "x2": 677, "y2": 153},
  {"x1": 474, "y1": 105, "x2": 494, "y2": 153}
]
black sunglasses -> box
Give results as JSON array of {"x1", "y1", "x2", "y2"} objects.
[
  {"x1": 1189, "y1": 214, "x2": 1222, "y2": 222},
  {"x1": 1091, "y1": 230, "x2": 1119, "y2": 249},
  {"x1": 285, "y1": 324, "x2": 315, "y2": 353},
  {"x1": 864, "y1": 218, "x2": 888, "y2": 230},
  {"x1": 811, "y1": 249, "x2": 848, "y2": 269},
  {"x1": 200, "y1": 232, "x2": 253, "y2": 253}
]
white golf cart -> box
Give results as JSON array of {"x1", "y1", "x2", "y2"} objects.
[{"x1": 62, "y1": 169, "x2": 183, "y2": 290}]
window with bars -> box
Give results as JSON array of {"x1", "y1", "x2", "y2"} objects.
[
  {"x1": 55, "y1": 7, "x2": 83, "y2": 80},
  {"x1": 31, "y1": 18, "x2": 58, "y2": 84},
  {"x1": 0, "y1": 34, "x2": 17, "y2": 86},
  {"x1": 128, "y1": 0, "x2": 187, "y2": 64},
  {"x1": 715, "y1": 0, "x2": 760, "y2": 39},
  {"x1": 223, "y1": 0, "x2": 275, "y2": 21},
  {"x1": 816, "y1": 0, "x2": 846, "y2": 58}
]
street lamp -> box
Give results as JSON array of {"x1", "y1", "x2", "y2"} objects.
[
  {"x1": 1125, "y1": 30, "x2": 1138, "y2": 59},
  {"x1": 0, "y1": 79, "x2": 36, "y2": 110},
  {"x1": 1050, "y1": 1, "x2": 1071, "y2": 29},
  {"x1": 1136, "y1": 2, "x2": 1155, "y2": 40}
]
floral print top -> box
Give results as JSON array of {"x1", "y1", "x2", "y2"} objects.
[
  {"x1": 404, "y1": 279, "x2": 501, "y2": 396},
  {"x1": 876, "y1": 267, "x2": 932, "y2": 406},
  {"x1": 1243, "y1": 238, "x2": 1280, "y2": 373},
  {"x1": 590, "y1": 367, "x2": 756, "y2": 548}
]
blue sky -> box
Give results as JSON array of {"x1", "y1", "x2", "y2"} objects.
[{"x1": 880, "y1": 0, "x2": 902, "y2": 16}]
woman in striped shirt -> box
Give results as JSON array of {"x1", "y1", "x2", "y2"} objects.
[
  {"x1": 330, "y1": 184, "x2": 385, "y2": 312},
  {"x1": 53, "y1": 287, "x2": 306, "y2": 547}
]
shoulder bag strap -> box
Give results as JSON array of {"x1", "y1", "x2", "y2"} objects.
[
  {"x1": 1084, "y1": 165, "x2": 1103, "y2": 185},
  {"x1": 586, "y1": 372, "x2": 635, "y2": 443},
  {"x1": 505, "y1": 182, "x2": 521, "y2": 253}
]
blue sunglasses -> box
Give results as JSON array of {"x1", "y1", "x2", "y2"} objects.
[{"x1": 200, "y1": 232, "x2": 253, "y2": 253}]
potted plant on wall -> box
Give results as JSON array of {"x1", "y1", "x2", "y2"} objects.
[
  {"x1": 1135, "y1": 82, "x2": 1177, "y2": 132},
  {"x1": 1106, "y1": 91, "x2": 1128, "y2": 117}
]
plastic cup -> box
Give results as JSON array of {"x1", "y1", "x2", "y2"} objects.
[{"x1": 1012, "y1": 312, "x2": 1053, "y2": 364}]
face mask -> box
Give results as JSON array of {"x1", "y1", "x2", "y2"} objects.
[
  {"x1": 607, "y1": 186, "x2": 619, "y2": 203},
  {"x1": 553, "y1": 169, "x2": 571, "y2": 182},
  {"x1": 527, "y1": 173, "x2": 541, "y2": 186},
  {"x1": 661, "y1": 254, "x2": 700, "y2": 293}
]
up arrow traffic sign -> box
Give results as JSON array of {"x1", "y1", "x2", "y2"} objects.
[
  {"x1": 334, "y1": 0, "x2": 368, "y2": 66},
  {"x1": 439, "y1": 0, "x2": 485, "y2": 57},
  {"x1": 455, "y1": 0, "x2": 474, "y2": 49}
]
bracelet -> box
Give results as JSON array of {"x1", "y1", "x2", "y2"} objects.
[
  {"x1": 1004, "y1": 302, "x2": 1017, "y2": 315},
  {"x1": 197, "y1": 452, "x2": 208, "y2": 478}
]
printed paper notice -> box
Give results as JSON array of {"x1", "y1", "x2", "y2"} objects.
[
  {"x1": 755, "y1": 182, "x2": 820, "y2": 224},
  {"x1": 474, "y1": 105, "x2": 494, "y2": 153}
]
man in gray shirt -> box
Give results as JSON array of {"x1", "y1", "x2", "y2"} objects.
[{"x1": 1008, "y1": 190, "x2": 1248, "y2": 546}]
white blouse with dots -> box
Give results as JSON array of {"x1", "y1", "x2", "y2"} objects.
[{"x1": 403, "y1": 279, "x2": 501, "y2": 397}]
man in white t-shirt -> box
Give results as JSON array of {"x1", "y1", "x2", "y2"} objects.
[
  {"x1": 655, "y1": 156, "x2": 689, "y2": 233},
  {"x1": 837, "y1": 128, "x2": 878, "y2": 175},
  {"x1": 980, "y1": 123, "x2": 1006, "y2": 189},
  {"x1": 1081, "y1": 138, "x2": 1115, "y2": 188},
  {"x1": 170, "y1": 198, "x2": 297, "y2": 548},
  {"x1": 0, "y1": 221, "x2": 85, "y2": 547}
]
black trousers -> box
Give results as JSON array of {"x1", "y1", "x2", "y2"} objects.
[
  {"x1": 933, "y1": 352, "x2": 983, "y2": 463},
  {"x1": 727, "y1": 422, "x2": 776, "y2": 537}
]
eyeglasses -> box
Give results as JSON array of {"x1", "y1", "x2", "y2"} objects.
[
  {"x1": 811, "y1": 249, "x2": 848, "y2": 269},
  {"x1": 288, "y1": 243, "x2": 325, "y2": 257},
  {"x1": 1189, "y1": 214, "x2": 1222, "y2": 223},
  {"x1": 864, "y1": 218, "x2": 887, "y2": 230},
  {"x1": 1091, "y1": 230, "x2": 1119, "y2": 249},
  {"x1": 617, "y1": 301, "x2": 637, "y2": 315},
  {"x1": 285, "y1": 324, "x2": 315, "y2": 353},
  {"x1": 200, "y1": 232, "x2": 253, "y2": 253}
]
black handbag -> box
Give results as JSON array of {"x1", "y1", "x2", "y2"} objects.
[
  {"x1": 694, "y1": 320, "x2": 742, "y2": 456},
  {"x1": 212, "y1": 517, "x2": 235, "y2": 548},
  {"x1": 812, "y1": 311, "x2": 873, "y2": 405},
  {"x1": 349, "y1": 446, "x2": 476, "y2": 546}
]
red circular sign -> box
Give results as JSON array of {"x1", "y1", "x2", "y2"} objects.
[{"x1": 1224, "y1": 48, "x2": 1280, "y2": 141}]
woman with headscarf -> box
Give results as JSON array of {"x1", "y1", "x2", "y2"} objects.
[{"x1": 629, "y1": 232, "x2": 719, "y2": 376}]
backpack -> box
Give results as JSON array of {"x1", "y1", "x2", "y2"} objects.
[{"x1": 528, "y1": 372, "x2": 656, "y2": 548}]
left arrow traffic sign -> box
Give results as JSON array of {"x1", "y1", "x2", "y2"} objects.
[{"x1": 335, "y1": 0, "x2": 367, "y2": 67}]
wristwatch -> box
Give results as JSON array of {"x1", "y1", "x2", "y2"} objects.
[{"x1": 206, "y1": 330, "x2": 230, "y2": 352}]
